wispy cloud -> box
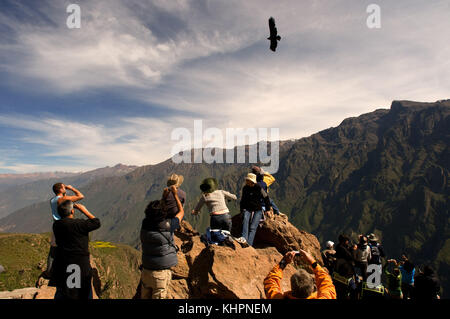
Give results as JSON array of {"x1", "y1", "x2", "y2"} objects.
[
  {"x1": 0, "y1": 114, "x2": 190, "y2": 172},
  {"x1": 0, "y1": 0, "x2": 449, "y2": 173}
]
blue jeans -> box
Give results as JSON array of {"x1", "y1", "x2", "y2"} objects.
[
  {"x1": 270, "y1": 198, "x2": 280, "y2": 215},
  {"x1": 241, "y1": 209, "x2": 262, "y2": 246}
]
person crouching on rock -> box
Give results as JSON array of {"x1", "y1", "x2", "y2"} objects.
[
  {"x1": 192, "y1": 177, "x2": 237, "y2": 232},
  {"x1": 236, "y1": 173, "x2": 272, "y2": 247},
  {"x1": 264, "y1": 249, "x2": 337, "y2": 299},
  {"x1": 140, "y1": 185, "x2": 184, "y2": 299}
]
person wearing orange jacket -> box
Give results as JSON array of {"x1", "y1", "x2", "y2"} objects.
[{"x1": 264, "y1": 249, "x2": 337, "y2": 299}]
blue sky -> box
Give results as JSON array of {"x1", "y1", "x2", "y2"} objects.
[{"x1": 0, "y1": 0, "x2": 449, "y2": 173}]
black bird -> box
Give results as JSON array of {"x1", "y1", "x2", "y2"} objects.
[{"x1": 267, "y1": 17, "x2": 281, "y2": 52}]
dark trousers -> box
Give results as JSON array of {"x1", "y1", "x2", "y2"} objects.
[
  {"x1": 44, "y1": 246, "x2": 57, "y2": 278},
  {"x1": 355, "y1": 261, "x2": 369, "y2": 281},
  {"x1": 401, "y1": 283, "x2": 414, "y2": 300},
  {"x1": 54, "y1": 283, "x2": 93, "y2": 300},
  {"x1": 210, "y1": 213, "x2": 232, "y2": 232}
]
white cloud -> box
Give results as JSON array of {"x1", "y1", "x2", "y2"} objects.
[
  {"x1": 1, "y1": 0, "x2": 449, "y2": 172},
  {"x1": 0, "y1": 115, "x2": 187, "y2": 172}
]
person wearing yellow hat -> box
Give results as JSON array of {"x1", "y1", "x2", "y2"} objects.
[{"x1": 236, "y1": 173, "x2": 272, "y2": 247}]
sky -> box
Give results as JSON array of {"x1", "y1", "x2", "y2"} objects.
[{"x1": 0, "y1": 0, "x2": 449, "y2": 173}]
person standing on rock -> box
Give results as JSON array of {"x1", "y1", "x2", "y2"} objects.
[
  {"x1": 399, "y1": 255, "x2": 415, "y2": 300},
  {"x1": 236, "y1": 173, "x2": 272, "y2": 247},
  {"x1": 321, "y1": 241, "x2": 336, "y2": 275},
  {"x1": 264, "y1": 249, "x2": 336, "y2": 299},
  {"x1": 251, "y1": 166, "x2": 280, "y2": 216},
  {"x1": 140, "y1": 185, "x2": 184, "y2": 299},
  {"x1": 384, "y1": 259, "x2": 403, "y2": 299},
  {"x1": 353, "y1": 235, "x2": 371, "y2": 282},
  {"x1": 50, "y1": 201, "x2": 100, "y2": 299},
  {"x1": 414, "y1": 265, "x2": 441, "y2": 300},
  {"x1": 42, "y1": 183, "x2": 85, "y2": 279},
  {"x1": 163, "y1": 174, "x2": 186, "y2": 218},
  {"x1": 192, "y1": 177, "x2": 237, "y2": 232},
  {"x1": 333, "y1": 234, "x2": 358, "y2": 299},
  {"x1": 367, "y1": 233, "x2": 385, "y2": 270}
]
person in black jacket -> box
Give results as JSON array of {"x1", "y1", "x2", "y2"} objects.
[
  {"x1": 50, "y1": 201, "x2": 101, "y2": 299},
  {"x1": 414, "y1": 265, "x2": 441, "y2": 300},
  {"x1": 333, "y1": 234, "x2": 357, "y2": 299},
  {"x1": 367, "y1": 233, "x2": 385, "y2": 268},
  {"x1": 237, "y1": 173, "x2": 272, "y2": 247},
  {"x1": 140, "y1": 185, "x2": 184, "y2": 299}
]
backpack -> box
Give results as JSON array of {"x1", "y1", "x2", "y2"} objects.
[
  {"x1": 369, "y1": 243, "x2": 381, "y2": 264},
  {"x1": 201, "y1": 227, "x2": 231, "y2": 246}
]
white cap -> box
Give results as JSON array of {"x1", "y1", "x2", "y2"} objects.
[{"x1": 326, "y1": 241, "x2": 334, "y2": 249}]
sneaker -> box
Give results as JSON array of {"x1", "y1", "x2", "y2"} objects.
[{"x1": 236, "y1": 237, "x2": 249, "y2": 248}]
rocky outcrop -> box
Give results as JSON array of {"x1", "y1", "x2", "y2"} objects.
[
  {"x1": 1, "y1": 216, "x2": 322, "y2": 299},
  {"x1": 0, "y1": 287, "x2": 40, "y2": 299},
  {"x1": 255, "y1": 214, "x2": 323, "y2": 265},
  {"x1": 163, "y1": 217, "x2": 322, "y2": 299},
  {"x1": 232, "y1": 214, "x2": 323, "y2": 266}
]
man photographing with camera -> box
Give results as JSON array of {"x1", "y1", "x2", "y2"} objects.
[{"x1": 264, "y1": 249, "x2": 336, "y2": 299}]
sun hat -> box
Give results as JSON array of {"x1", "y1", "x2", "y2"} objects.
[
  {"x1": 167, "y1": 174, "x2": 184, "y2": 187},
  {"x1": 368, "y1": 233, "x2": 379, "y2": 242},
  {"x1": 245, "y1": 173, "x2": 257, "y2": 184},
  {"x1": 200, "y1": 178, "x2": 218, "y2": 193}
]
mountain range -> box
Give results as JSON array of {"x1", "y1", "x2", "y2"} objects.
[
  {"x1": 0, "y1": 99, "x2": 448, "y2": 296},
  {"x1": 0, "y1": 164, "x2": 138, "y2": 219},
  {"x1": 0, "y1": 172, "x2": 77, "y2": 192}
]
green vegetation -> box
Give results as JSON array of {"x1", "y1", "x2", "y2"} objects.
[
  {"x1": 0, "y1": 233, "x2": 51, "y2": 291},
  {"x1": 0, "y1": 233, "x2": 141, "y2": 298}
]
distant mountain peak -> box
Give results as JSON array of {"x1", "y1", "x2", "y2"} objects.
[{"x1": 391, "y1": 99, "x2": 450, "y2": 111}]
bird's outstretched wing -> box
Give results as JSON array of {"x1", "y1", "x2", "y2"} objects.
[{"x1": 268, "y1": 17, "x2": 277, "y2": 38}]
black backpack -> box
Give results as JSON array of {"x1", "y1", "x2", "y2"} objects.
[{"x1": 369, "y1": 243, "x2": 381, "y2": 264}]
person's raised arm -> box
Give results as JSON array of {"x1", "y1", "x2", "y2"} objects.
[
  {"x1": 222, "y1": 190, "x2": 237, "y2": 201},
  {"x1": 171, "y1": 186, "x2": 184, "y2": 222},
  {"x1": 74, "y1": 203, "x2": 100, "y2": 233},
  {"x1": 61, "y1": 185, "x2": 84, "y2": 203},
  {"x1": 297, "y1": 249, "x2": 336, "y2": 299},
  {"x1": 192, "y1": 196, "x2": 205, "y2": 215},
  {"x1": 74, "y1": 203, "x2": 95, "y2": 219}
]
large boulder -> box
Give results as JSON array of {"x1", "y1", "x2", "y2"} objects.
[
  {"x1": 187, "y1": 242, "x2": 297, "y2": 299},
  {"x1": 162, "y1": 218, "x2": 322, "y2": 299},
  {"x1": 232, "y1": 213, "x2": 323, "y2": 265}
]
